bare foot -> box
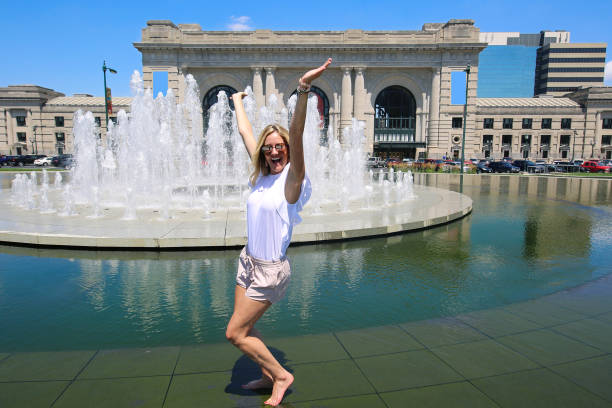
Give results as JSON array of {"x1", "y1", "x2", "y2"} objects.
[
  {"x1": 264, "y1": 372, "x2": 294, "y2": 406},
  {"x1": 242, "y1": 376, "x2": 273, "y2": 390}
]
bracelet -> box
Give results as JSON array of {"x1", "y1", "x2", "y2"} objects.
[{"x1": 296, "y1": 82, "x2": 311, "y2": 95}]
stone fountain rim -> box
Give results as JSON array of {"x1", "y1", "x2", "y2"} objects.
[{"x1": 0, "y1": 184, "x2": 472, "y2": 250}]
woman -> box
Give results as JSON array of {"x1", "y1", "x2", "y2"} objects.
[{"x1": 225, "y1": 58, "x2": 332, "y2": 406}]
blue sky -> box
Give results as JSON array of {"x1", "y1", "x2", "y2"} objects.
[{"x1": 1, "y1": 0, "x2": 610, "y2": 96}]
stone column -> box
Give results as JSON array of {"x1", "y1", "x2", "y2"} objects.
[
  {"x1": 429, "y1": 67, "x2": 441, "y2": 147},
  {"x1": 340, "y1": 67, "x2": 353, "y2": 133},
  {"x1": 251, "y1": 67, "x2": 265, "y2": 109},
  {"x1": 264, "y1": 67, "x2": 277, "y2": 106},
  {"x1": 353, "y1": 67, "x2": 365, "y2": 121},
  {"x1": 595, "y1": 112, "x2": 602, "y2": 155}
]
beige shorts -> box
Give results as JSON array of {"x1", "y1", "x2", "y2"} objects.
[{"x1": 236, "y1": 247, "x2": 291, "y2": 304}]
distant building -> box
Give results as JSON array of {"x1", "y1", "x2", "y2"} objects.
[
  {"x1": 534, "y1": 43, "x2": 607, "y2": 96},
  {"x1": 0, "y1": 85, "x2": 130, "y2": 156},
  {"x1": 478, "y1": 31, "x2": 569, "y2": 98},
  {"x1": 2, "y1": 21, "x2": 612, "y2": 162}
]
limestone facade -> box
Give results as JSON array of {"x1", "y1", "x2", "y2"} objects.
[
  {"x1": 0, "y1": 85, "x2": 130, "y2": 156},
  {"x1": 2, "y1": 20, "x2": 611, "y2": 162},
  {"x1": 134, "y1": 19, "x2": 485, "y2": 160}
]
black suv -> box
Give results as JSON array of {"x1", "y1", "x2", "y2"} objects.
[
  {"x1": 52, "y1": 154, "x2": 73, "y2": 167},
  {"x1": 10, "y1": 154, "x2": 46, "y2": 166},
  {"x1": 512, "y1": 160, "x2": 546, "y2": 173},
  {"x1": 488, "y1": 161, "x2": 520, "y2": 173}
]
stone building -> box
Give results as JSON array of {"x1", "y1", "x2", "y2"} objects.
[
  {"x1": 0, "y1": 85, "x2": 130, "y2": 156},
  {"x1": 2, "y1": 19, "x2": 611, "y2": 161},
  {"x1": 134, "y1": 19, "x2": 485, "y2": 160}
]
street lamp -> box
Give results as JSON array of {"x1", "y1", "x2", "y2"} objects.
[
  {"x1": 102, "y1": 61, "x2": 117, "y2": 130},
  {"x1": 32, "y1": 125, "x2": 38, "y2": 154},
  {"x1": 460, "y1": 64, "x2": 471, "y2": 175}
]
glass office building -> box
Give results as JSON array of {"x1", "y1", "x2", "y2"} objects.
[{"x1": 477, "y1": 45, "x2": 537, "y2": 97}]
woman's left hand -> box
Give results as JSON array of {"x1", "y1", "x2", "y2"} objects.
[{"x1": 299, "y1": 58, "x2": 332, "y2": 87}]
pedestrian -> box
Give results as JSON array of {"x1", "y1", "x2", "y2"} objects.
[{"x1": 225, "y1": 58, "x2": 332, "y2": 406}]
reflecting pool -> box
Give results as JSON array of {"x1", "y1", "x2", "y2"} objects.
[{"x1": 1, "y1": 174, "x2": 611, "y2": 352}]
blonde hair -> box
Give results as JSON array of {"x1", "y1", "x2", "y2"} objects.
[{"x1": 250, "y1": 124, "x2": 290, "y2": 186}]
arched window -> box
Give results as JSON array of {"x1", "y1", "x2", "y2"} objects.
[
  {"x1": 374, "y1": 86, "x2": 416, "y2": 130},
  {"x1": 202, "y1": 85, "x2": 238, "y2": 132},
  {"x1": 291, "y1": 85, "x2": 329, "y2": 129}
]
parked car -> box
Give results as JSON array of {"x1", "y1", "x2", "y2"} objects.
[
  {"x1": 401, "y1": 158, "x2": 414, "y2": 166},
  {"x1": 512, "y1": 160, "x2": 546, "y2": 173},
  {"x1": 386, "y1": 157, "x2": 401, "y2": 166},
  {"x1": 0, "y1": 155, "x2": 17, "y2": 166},
  {"x1": 34, "y1": 156, "x2": 52, "y2": 166},
  {"x1": 580, "y1": 160, "x2": 611, "y2": 173},
  {"x1": 554, "y1": 161, "x2": 581, "y2": 172},
  {"x1": 366, "y1": 156, "x2": 385, "y2": 169},
  {"x1": 488, "y1": 161, "x2": 520, "y2": 173},
  {"x1": 478, "y1": 158, "x2": 494, "y2": 166},
  {"x1": 10, "y1": 154, "x2": 46, "y2": 166},
  {"x1": 52, "y1": 154, "x2": 73, "y2": 167},
  {"x1": 476, "y1": 162, "x2": 492, "y2": 173},
  {"x1": 56, "y1": 156, "x2": 74, "y2": 169},
  {"x1": 536, "y1": 160, "x2": 557, "y2": 172}
]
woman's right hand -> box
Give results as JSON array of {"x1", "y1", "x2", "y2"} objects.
[{"x1": 232, "y1": 92, "x2": 247, "y2": 104}]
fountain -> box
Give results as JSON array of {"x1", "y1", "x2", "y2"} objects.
[{"x1": 0, "y1": 71, "x2": 472, "y2": 248}]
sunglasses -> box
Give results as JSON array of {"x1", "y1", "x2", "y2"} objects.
[{"x1": 261, "y1": 143, "x2": 286, "y2": 153}]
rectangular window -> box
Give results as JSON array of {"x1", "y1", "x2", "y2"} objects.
[
  {"x1": 540, "y1": 135, "x2": 551, "y2": 145},
  {"x1": 54, "y1": 116, "x2": 65, "y2": 127},
  {"x1": 94, "y1": 117, "x2": 101, "y2": 127},
  {"x1": 522, "y1": 118, "x2": 532, "y2": 129},
  {"x1": 16, "y1": 116, "x2": 26, "y2": 126},
  {"x1": 502, "y1": 134, "x2": 512, "y2": 145},
  {"x1": 560, "y1": 134, "x2": 571, "y2": 145},
  {"x1": 602, "y1": 135, "x2": 611, "y2": 145},
  {"x1": 521, "y1": 135, "x2": 531, "y2": 145},
  {"x1": 483, "y1": 118, "x2": 494, "y2": 129},
  {"x1": 17, "y1": 132, "x2": 26, "y2": 142},
  {"x1": 603, "y1": 118, "x2": 612, "y2": 129},
  {"x1": 55, "y1": 132, "x2": 65, "y2": 142},
  {"x1": 561, "y1": 118, "x2": 572, "y2": 129},
  {"x1": 452, "y1": 117, "x2": 463, "y2": 128},
  {"x1": 503, "y1": 118, "x2": 513, "y2": 129},
  {"x1": 483, "y1": 135, "x2": 493, "y2": 144},
  {"x1": 541, "y1": 118, "x2": 552, "y2": 129}
]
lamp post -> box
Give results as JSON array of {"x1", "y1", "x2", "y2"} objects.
[
  {"x1": 102, "y1": 61, "x2": 117, "y2": 130},
  {"x1": 32, "y1": 126, "x2": 38, "y2": 154},
  {"x1": 460, "y1": 64, "x2": 471, "y2": 175}
]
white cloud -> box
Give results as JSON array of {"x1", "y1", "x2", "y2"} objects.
[
  {"x1": 605, "y1": 61, "x2": 612, "y2": 85},
  {"x1": 227, "y1": 16, "x2": 252, "y2": 31}
]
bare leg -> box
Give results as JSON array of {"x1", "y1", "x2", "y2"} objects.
[
  {"x1": 226, "y1": 286, "x2": 293, "y2": 405},
  {"x1": 242, "y1": 327, "x2": 273, "y2": 389}
]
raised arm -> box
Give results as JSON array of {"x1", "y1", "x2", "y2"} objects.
[
  {"x1": 232, "y1": 91, "x2": 257, "y2": 158},
  {"x1": 285, "y1": 58, "x2": 332, "y2": 204}
]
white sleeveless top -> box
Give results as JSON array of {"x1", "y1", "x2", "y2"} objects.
[{"x1": 246, "y1": 163, "x2": 311, "y2": 261}]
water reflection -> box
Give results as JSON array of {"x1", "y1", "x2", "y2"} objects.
[{"x1": 0, "y1": 175, "x2": 611, "y2": 351}]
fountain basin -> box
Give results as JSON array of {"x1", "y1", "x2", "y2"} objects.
[{"x1": 0, "y1": 181, "x2": 471, "y2": 249}]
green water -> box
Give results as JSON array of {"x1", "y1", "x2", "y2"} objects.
[{"x1": 1, "y1": 174, "x2": 611, "y2": 351}]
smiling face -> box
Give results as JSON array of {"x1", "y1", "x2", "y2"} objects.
[{"x1": 262, "y1": 131, "x2": 289, "y2": 174}]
